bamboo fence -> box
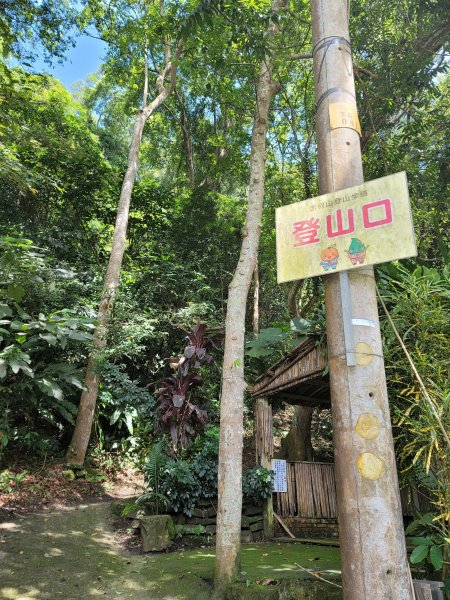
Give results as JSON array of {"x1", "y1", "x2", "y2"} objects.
[{"x1": 274, "y1": 461, "x2": 430, "y2": 519}]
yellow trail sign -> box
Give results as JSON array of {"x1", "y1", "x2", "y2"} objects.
[{"x1": 276, "y1": 171, "x2": 417, "y2": 283}]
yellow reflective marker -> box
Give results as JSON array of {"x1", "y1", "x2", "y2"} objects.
[
  {"x1": 355, "y1": 413, "x2": 381, "y2": 440},
  {"x1": 357, "y1": 452, "x2": 385, "y2": 480}
]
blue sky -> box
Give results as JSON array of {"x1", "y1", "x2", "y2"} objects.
[{"x1": 32, "y1": 34, "x2": 107, "y2": 90}]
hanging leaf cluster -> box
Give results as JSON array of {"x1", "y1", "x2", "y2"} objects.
[{"x1": 154, "y1": 322, "x2": 214, "y2": 453}]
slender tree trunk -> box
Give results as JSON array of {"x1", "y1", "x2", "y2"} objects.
[
  {"x1": 285, "y1": 279, "x2": 314, "y2": 462},
  {"x1": 142, "y1": 42, "x2": 149, "y2": 108},
  {"x1": 283, "y1": 92, "x2": 314, "y2": 197},
  {"x1": 252, "y1": 259, "x2": 260, "y2": 336},
  {"x1": 214, "y1": 0, "x2": 287, "y2": 589},
  {"x1": 287, "y1": 279, "x2": 303, "y2": 318},
  {"x1": 66, "y1": 42, "x2": 183, "y2": 466},
  {"x1": 178, "y1": 95, "x2": 195, "y2": 186}
]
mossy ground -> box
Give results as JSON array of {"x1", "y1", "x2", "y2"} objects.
[{"x1": 0, "y1": 502, "x2": 341, "y2": 599}]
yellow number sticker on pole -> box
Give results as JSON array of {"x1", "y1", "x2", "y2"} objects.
[{"x1": 329, "y1": 102, "x2": 361, "y2": 135}]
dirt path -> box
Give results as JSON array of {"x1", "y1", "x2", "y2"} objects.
[
  {"x1": 0, "y1": 501, "x2": 212, "y2": 600},
  {"x1": 0, "y1": 501, "x2": 341, "y2": 600}
]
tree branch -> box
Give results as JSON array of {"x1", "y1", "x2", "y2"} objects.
[
  {"x1": 287, "y1": 279, "x2": 303, "y2": 317},
  {"x1": 175, "y1": 90, "x2": 195, "y2": 186},
  {"x1": 155, "y1": 39, "x2": 184, "y2": 96},
  {"x1": 142, "y1": 40, "x2": 149, "y2": 108},
  {"x1": 288, "y1": 52, "x2": 313, "y2": 60},
  {"x1": 418, "y1": 20, "x2": 450, "y2": 55},
  {"x1": 353, "y1": 63, "x2": 377, "y2": 78}
]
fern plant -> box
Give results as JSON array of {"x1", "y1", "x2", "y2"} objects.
[{"x1": 139, "y1": 439, "x2": 169, "y2": 515}]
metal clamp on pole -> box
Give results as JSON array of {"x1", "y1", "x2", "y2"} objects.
[{"x1": 339, "y1": 271, "x2": 356, "y2": 366}]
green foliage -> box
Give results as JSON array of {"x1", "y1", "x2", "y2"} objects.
[
  {"x1": 245, "y1": 326, "x2": 290, "y2": 358},
  {"x1": 0, "y1": 234, "x2": 96, "y2": 458},
  {"x1": 406, "y1": 513, "x2": 450, "y2": 576},
  {"x1": 0, "y1": 66, "x2": 117, "y2": 265},
  {"x1": 156, "y1": 428, "x2": 219, "y2": 516},
  {"x1": 244, "y1": 318, "x2": 322, "y2": 374},
  {"x1": 160, "y1": 458, "x2": 274, "y2": 516},
  {"x1": 160, "y1": 459, "x2": 200, "y2": 516},
  {"x1": 145, "y1": 427, "x2": 272, "y2": 515},
  {"x1": 97, "y1": 362, "x2": 155, "y2": 455},
  {"x1": 242, "y1": 466, "x2": 274, "y2": 504},
  {"x1": 189, "y1": 428, "x2": 220, "y2": 496},
  {"x1": 0, "y1": 469, "x2": 27, "y2": 494},
  {"x1": 379, "y1": 264, "x2": 450, "y2": 526},
  {"x1": 140, "y1": 439, "x2": 170, "y2": 515},
  {"x1": 0, "y1": 0, "x2": 77, "y2": 63},
  {"x1": 378, "y1": 263, "x2": 449, "y2": 583}
]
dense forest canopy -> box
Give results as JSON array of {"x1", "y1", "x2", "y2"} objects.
[{"x1": 0, "y1": 0, "x2": 449, "y2": 590}]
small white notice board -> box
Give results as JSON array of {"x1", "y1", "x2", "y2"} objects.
[{"x1": 271, "y1": 459, "x2": 287, "y2": 493}]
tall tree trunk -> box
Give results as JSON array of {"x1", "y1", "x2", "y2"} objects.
[
  {"x1": 66, "y1": 42, "x2": 183, "y2": 466},
  {"x1": 277, "y1": 405, "x2": 314, "y2": 461},
  {"x1": 287, "y1": 279, "x2": 303, "y2": 318},
  {"x1": 181, "y1": 108, "x2": 195, "y2": 186},
  {"x1": 285, "y1": 279, "x2": 314, "y2": 462},
  {"x1": 252, "y1": 259, "x2": 260, "y2": 336},
  {"x1": 175, "y1": 91, "x2": 195, "y2": 186},
  {"x1": 283, "y1": 91, "x2": 314, "y2": 198},
  {"x1": 214, "y1": 0, "x2": 287, "y2": 589}
]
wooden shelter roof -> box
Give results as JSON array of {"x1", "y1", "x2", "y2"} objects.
[{"x1": 251, "y1": 337, "x2": 330, "y2": 407}]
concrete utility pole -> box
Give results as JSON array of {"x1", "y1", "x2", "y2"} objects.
[{"x1": 310, "y1": 1, "x2": 414, "y2": 599}]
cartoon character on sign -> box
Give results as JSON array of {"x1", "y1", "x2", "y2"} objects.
[
  {"x1": 346, "y1": 238, "x2": 367, "y2": 265},
  {"x1": 320, "y1": 245, "x2": 339, "y2": 271}
]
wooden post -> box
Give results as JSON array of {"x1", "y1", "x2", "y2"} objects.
[
  {"x1": 310, "y1": 1, "x2": 414, "y2": 599},
  {"x1": 255, "y1": 397, "x2": 274, "y2": 538}
]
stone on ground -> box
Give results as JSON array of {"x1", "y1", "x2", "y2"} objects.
[{"x1": 140, "y1": 514, "x2": 174, "y2": 552}]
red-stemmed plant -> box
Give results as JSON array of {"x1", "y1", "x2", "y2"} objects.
[{"x1": 154, "y1": 323, "x2": 214, "y2": 454}]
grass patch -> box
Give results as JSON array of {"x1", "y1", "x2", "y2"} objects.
[{"x1": 144, "y1": 541, "x2": 341, "y2": 599}]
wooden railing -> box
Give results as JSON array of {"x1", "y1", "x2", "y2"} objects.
[{"x1": 274, "y1": 461, "x2": 430, "y2": 519}]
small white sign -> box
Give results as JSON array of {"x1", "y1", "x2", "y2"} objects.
[
  {"x1": 272, "y1": 459, "x2": 287, "y2": 493},
  {"x1": 352, "y1": 318, "x2": 376, "y2": 328}
]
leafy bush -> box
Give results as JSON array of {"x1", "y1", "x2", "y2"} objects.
[
  {"x1": 189, "y1": 426, "x2": 220, "y2": 498},
  {"x1": 145, "y1": 428, "x2": 273, "y2": 516},
  {"x1": 97, "y1": 362, "x2": 155, "y2": 456},
  {"x1": 379, "y1": 264, "x2": 450, "y2": 529},
  {"x1": 0, "y1": 469, "x2": 27, "y2": 494},
  {"x1": 244, "y1": 317, "x2": 326, "y2": 377},
  {"x1": 160, "y1": 459, "x2": 200, "y2": 516},
  {"x1": 191, "y1": 458, "x2": 218, "y2": 500},
  {"x1": 378, "y1": 264, "x2": 450, "y2": 584},
  {"x1": 406, "y1": 513, "x2": 449, "y2": 580},
  {"x1": 0, "y1": 301, "x2": 96, "y2": 456},
  {"x1": 157, "y1": 427, "x2": 220, "y2": 516},
  {"x1": 0, "y1": 234, "x2": 96, "y2": 457},
  {"x1": 242, "y1": 466, "x2": 274, "y2": 504}
]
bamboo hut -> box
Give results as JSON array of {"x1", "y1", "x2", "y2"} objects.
[{"x1": 252, "y1": 336, "x2": 429, "y2": 539}]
